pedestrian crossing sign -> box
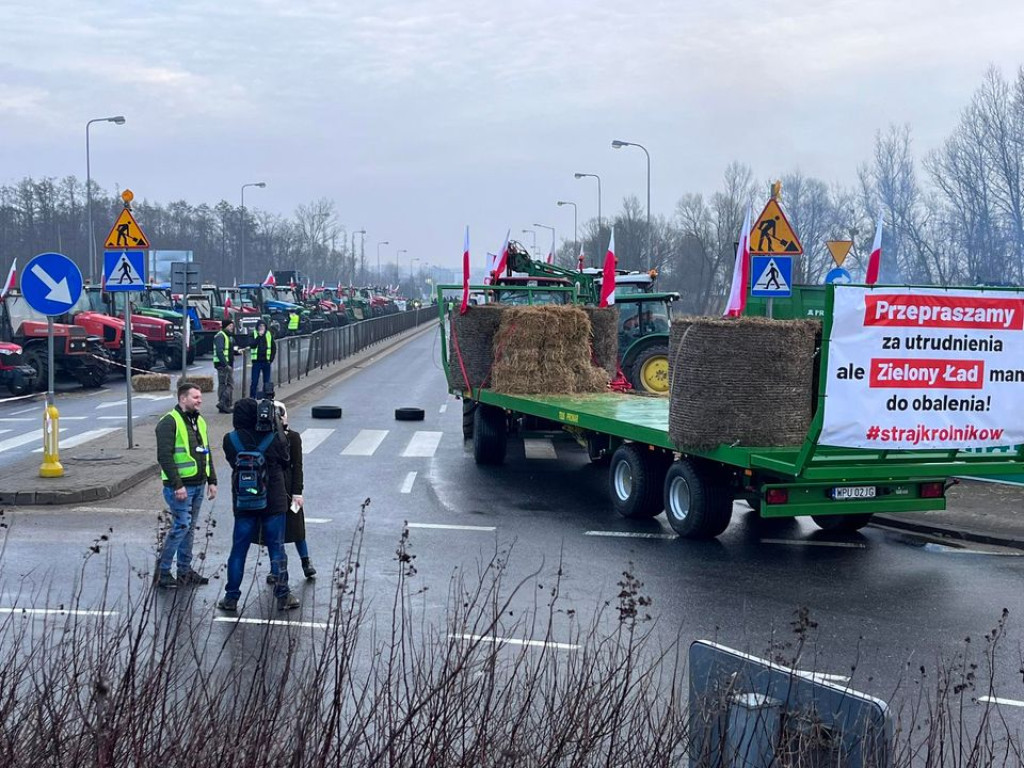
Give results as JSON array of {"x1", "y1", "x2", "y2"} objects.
[
  {"x1": 103, "y1": 250, "x2": 147, "y2": 291},
  {"x1": 104, "y1": 208, "x2": 150, "y2": 249},
  {"x1": 749, "y1": 199, "x2": 802, "y2": 255},
  {"x1": 750, "y1": 255, "x2": 792, "y2": 297}
]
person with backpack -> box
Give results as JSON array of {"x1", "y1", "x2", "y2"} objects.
[
  {"x1": 249, "y1": 320, "x2": 275, "y2": 399},
  {"x1": 217, "y1": 397, "x2": 299, "y2": 612}
]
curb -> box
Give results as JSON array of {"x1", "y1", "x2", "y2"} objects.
[{"x1": 871, "y1": 515, "x2": 1024, "y2": 552}]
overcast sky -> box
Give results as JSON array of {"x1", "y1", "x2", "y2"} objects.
[{"x1": 2, "y1": 0, "x2": 1023, "y2": 272}]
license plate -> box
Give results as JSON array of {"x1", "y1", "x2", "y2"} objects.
[{"x1": 832, "y1": 486, "x2": 876, "y2": 500}]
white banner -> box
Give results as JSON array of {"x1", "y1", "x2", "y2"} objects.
[{"x1": 819, "y1": 285, "x2": 1024, "y2": 449}]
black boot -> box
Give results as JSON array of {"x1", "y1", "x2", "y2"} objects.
[{"x1": 301, "y1": 557, "x2": 316, "y2": 580}]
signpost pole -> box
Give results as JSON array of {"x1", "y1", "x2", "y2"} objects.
[
  {"x1": 41, "y1": 318, "x2": 63, "y2": 477},
  {"x1": 125, "y1": 298, "x2": 134, "y2": 448}
]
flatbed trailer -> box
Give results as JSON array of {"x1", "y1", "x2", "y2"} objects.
[{"x1": 438, "y1": 284, "x2": 1024, "y2": 538}]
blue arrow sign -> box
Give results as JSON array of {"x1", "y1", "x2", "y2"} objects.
[
  {"x1": 21, "y1": 252, "x2": 83, "y2": 315},
  {"x1": 104, "y1": 250, "x2": 147, "y2": 292},
  {"x1": 825, "y1": 267, "x2": 852, "y2": 284}
]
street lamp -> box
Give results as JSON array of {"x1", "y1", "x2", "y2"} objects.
[
  {"x1": 556, "y1": 201, "x2": 577, "y2": 256},
  {"x1": 351, "y1": 229, "x2": 366, "y2": 283},
  {"x1": 376, "y1": 240, "x2": 389, "y2": 284},
  {"x1": 395, "y1": 249, "x2": 407, "y2": 284},
  {"x1": 573, "y1": 172, "x2": 602, "y2": 235},
  {"x1": 409, "y1": 256, "x2": 419, "y2": 281},
  {"x1": 533, "y1": 223, "x2": 556, "y2": 263},
  {"x1": 240, "y1": 182, "x2": 266, "y2": 283},
  {"x1": 86, "y1": 115, "x2": 126, "y2": 283},
  {"x1": 611, "y1": 139, "x2": 651, "y2": 270},
  {"x1": 521, "y1": 228, "x2": 537, "y2": 256}
]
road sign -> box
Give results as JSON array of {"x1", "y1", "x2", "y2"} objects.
[
  {"x1": 21, "y1": 252, "x2": 83, "y2": 315},
  {"x1": 826, "y1": 267, "x2": 852, "y2": 284},
  {"x1": 750, "y1": 255, "x2": 792, "y2": 297},
  {"x1": 104, "y1": 208, "x2": 150, "y2": 249},
  {"x1": 170, "y1": 261, "x2": 201, "y2": 296},
  {"x1": 827, "y1": 240, "x2": 853, "y2": 267},
  {"x1": 749, "y1": 199, "x2": 803, "y2": 255},
  {"x1": 103, "y1": 250, "x2": 146, "y2": 291}
]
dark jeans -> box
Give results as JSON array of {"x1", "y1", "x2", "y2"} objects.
[
  {"x1": 250, "y1": 360, "x2": 272, "y2": 398},
  {"x1": 217, "y1": 365, "x2": 234, "y2": 410},
  {"x1": 225, "y1": 513, "x2": 290, "y2": 600}
]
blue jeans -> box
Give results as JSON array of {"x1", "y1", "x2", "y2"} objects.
[
  {"x1": 160, "y1": 485, "x2": 204, "y2": 575},
  {"x1": 225, "y1": 513, "x2": 290, "y2": 600},
  {"x1": 250, "y1": 360, "x2": 272, "y2": 398}
]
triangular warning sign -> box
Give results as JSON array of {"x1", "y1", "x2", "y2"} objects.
[
  {"x1": 104, "y1": 209, "x2": 150, "y2": 249},
  {"x1": 752, "y1": 257, "x2": 790, "y2": 292},
  {"x1": 749, "y1": 199, "x2": 802, "y2": 255},
  {"x1": 826, "y1": 240, "x2": 852, "y2": 267}
]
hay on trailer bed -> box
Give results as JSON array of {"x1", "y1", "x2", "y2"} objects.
[
  {"x1": 447, "y1": 304, "x2": 508, "y2": 391},
  {"x1": 582, "y1": 306, "x2": 619, "y2": 379},
  {"x1": 669, "y1": 316, "x2": 819, "y2": 450}
]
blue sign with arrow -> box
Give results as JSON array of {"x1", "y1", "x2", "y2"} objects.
[
  {"x1": 21, "y1": 252, "x2": 83, "y2": 315},
  {"x1": 825, "y1": 267, "x2": 852, "y2": 284}
]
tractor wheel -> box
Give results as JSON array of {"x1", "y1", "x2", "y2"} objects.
[
  {"x1": 300, "y1": 317, "x2": 313, "y2": 335},
  {"x1": 311, "y1": 405, "x2": 343, "y2": 419},
  {"x1": 164, "y1": 346, "x2": 184, "y2": 371},
  {"x1": 608, "y1": 444, "x2": 668, "y2": 519},
  {"x1": 186, "y1": 345, "x2": 196, "y2": 365},
  {"x1": 663, "y1": 459, "x2": 733, "y2": 539},
  {"x1": 395, "y1": 407, "x2": 425, "y2": 421},
  {"x1": 811, "y1": 514, "x2": 874, "y2": 532},
  {"x1": 462, "y1": 400, "x2": 477, "y2": 440},
  {"x1": 22, "y1": 347, "x2": 49, "y2": 392},
  {"x1": 629, "y1": 344, "x2": 671, "y2": 395},
  {"x1": 473, "y1": 404, "x2": 507, "y2": 465}
]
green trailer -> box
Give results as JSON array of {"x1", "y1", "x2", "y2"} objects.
[{"x1": 438, "y1": 283, "x2": 1024, "y2": 539}]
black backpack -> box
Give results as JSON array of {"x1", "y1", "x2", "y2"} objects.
[{"x1": 229, "y1": 431, "x2": 276, "y2": 511}]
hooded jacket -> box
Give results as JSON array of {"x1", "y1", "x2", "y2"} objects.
[{"x1": 222, "y1": 398, "x2": 290, "y2": 516}]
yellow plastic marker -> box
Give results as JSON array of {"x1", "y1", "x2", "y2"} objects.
[{"x1": 40, "y1": 400, "x2": 63, "y2": 477}]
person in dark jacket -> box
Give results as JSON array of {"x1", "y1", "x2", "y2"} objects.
[
  {"x1": 264, "y1": 401, "x2": 315, "y2": 584},
  {"x1": 249, "y1": 320, "x2": 275, "y2": 399},
  {"x1": 213, "y1": 318, "x2": 237, "y2": 413},
  {"x1": 217, "y1": 398, "x2": 299, "y2": 612},
  {"x1": 155, "y1": 382, "x2": 218, "y2": 589}
]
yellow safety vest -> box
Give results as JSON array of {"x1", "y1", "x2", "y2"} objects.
[
  {"x1": 214, "y1": 330, "x2": 231, "y2": 365},
  {"x1": 251, "y1": 330, "x2": 273, "y2": 361},
  {"x1": 288, "y1": 312, "x2": 300, "y2": 331},
  {"x1": 160, "y1": 409, "x2": 211, "y2": 482}
]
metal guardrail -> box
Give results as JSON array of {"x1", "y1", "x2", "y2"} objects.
[{"x1": 240, "y1": 307, "x2": 435, "y2": 396}]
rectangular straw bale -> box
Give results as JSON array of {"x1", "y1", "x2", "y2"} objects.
[
  {"x1": 132, "y1": 373, "x2": 170, "y2": 392},
  {"x1": 583, "y1": 306, "x2": 619, "y2": 379},
  {"x1": 447, "y1": 304, "x2": 508, "y2": 391},
  {"x1": 177, "y1": 375, "x2": 215, "y2": 393},
  {"x1": 669, "y1": 316, "x2": 819, "y2": 450}
]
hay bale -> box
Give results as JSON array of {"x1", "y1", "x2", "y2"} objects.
[
  {"x1": 491, "y1": 306, "x2": 609, "y2": 395},
  {"x1": 448, "y1": 304, "x2": 508, "y2": 391},
  {"x1": 583, "y1": 306, "x2": 619, "y2": 379},
  {"x1": 132, "y1": 373, "x2": 170, "y2": 392},
  {"x1": 669, "y1": 317, "x2": 819, "y2": 450},
  {"x1": 176, "y1": 375, "x2": 214, "y2": 393}
]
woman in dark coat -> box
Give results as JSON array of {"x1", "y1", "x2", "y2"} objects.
[{"x1": 265, "y1": 401, "x2": 316, "y2": 582}]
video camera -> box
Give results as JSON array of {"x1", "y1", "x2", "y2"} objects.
[{"x1": 255, "y1": 382, "x2": 281, "y2": 434}]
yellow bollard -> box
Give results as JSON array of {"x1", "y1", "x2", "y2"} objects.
[{"x1": 39, "y1": 400, "x2": 64, "y2": 478}]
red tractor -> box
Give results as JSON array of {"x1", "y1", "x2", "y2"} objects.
[
  {"x1": 0, "y1": 341, "x2": 38, "y2": 396},
  {"x1": 63, "y1": 290, "x2": 155, "y2": 373}
]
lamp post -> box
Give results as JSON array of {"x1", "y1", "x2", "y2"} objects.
[
  {"x1": 395, "y1": 248, "x2": 407, "y2": 286},
  {"x1": 86, "y1": 115, "x2": 126, "y2": 283},
  {"x1": 533, "y1": 223, "x2": 556, "y2": 263},
  {"x1": 573, "y1": 172, "x2": 602, "y2": 236},
  {"x1": 351, "y1": 229, "x2": 366, "y2": 283},
  {"x1": 376, "y1": 240, "x2": 389, "y2": 284},
  {"x1": 240, "y1": 182, "x2": 266, "y2": 283},
  {"x1": 409, "y1": 256, "x2": 419, "y2": 280},
  {"x1": 521, "y1": 229, "x2": 537, "y2": 257},
  {"x1": 556, "y1": 201, "x2": 577, "y2": 256},
  {"x1": 611, "y1": 139, "x2": 651, "y2": 270}
]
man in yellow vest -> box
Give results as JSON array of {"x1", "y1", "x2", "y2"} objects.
[
  {"x1": 249, "y1": 320, "x2": 275, "y2": 398},
  {"x1": 214, "y1": 319, "x2": 237, "y2": 413},
  {"x1": 155, "y1": 381, "x2": 218, "y2": 589}
]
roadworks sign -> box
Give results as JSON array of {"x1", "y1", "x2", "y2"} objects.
[
  {"x1": 104, "y1": 208, "x2": 150, "y2": 249},
  {"x1": 749, "y1": 199, "x2": 802, "y2": 255}
]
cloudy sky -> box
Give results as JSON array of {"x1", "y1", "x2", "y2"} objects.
[{"x1": 2, "y1": 0, "x2": 1023, "y2": 272}]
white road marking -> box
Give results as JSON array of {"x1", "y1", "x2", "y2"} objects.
[
  {"x1": 0, "y1": 607, "x2": 118, "y2": 617},
  {"x1": 0, "y1": 429, "x2": 66, "y2": 453},
  {"x1": 408, "y1": 523, "x2": 496, "y2": 532},
  {"x1": 97, "y1": 415, "x2": 141, "y2": 420},
  {"x1": 0, "y1": 429, "x2": 8, "y2": 436},
  {"x1": 136, "y1": 393, "x2": 173, "y2": 400},
  {"x1": 69, "y1": 507, "x2": 154, "y2": 514},
  {"x1": 215, "y1": 617, "x2": 328, "y2": 630},
  {"x1": 58, "y1": 416, "x2": 88, "y2": 421},
  {"x1": 11, "y1": 407, "x2": 36, "y2": 415},
  {"x1": 33, "y1": 428, "x2": 119, "y2": 453},
  {"x1": 304, "y1": 517, "x2": 332, "y2": 524},
  {"x1": 402, "y1": 431, "x2": 443, "y2": 458},
  {"x1": 0, "y1": 417, "x2": 31, "y2": 422},
  {"x1": 300, "y1": 428, "x2": 334, "y2": 454},
  {"x1": 523, "y1": 438, "x2": 558, "y2": 460},
  {"x1": 978, "y1": 696, "x2": 1024, "y2": 708},
  {"x1": 450, "y1": 633, "x2": 579, "y2": 651},
  {"x1": 761, "y1": 539, "x2": 867, "y2": 549},
  {"x1": 585, "y1": 531, "x2": 676, "y2": 540},
  {"x1": 341, "y1": 429, "x2": 388, "y2": 456},
  {"x1": 96, "y1": 399, "x2": 127, "y2": 409},
  {"x1": 439, "y1": 403, "x2": 448, "y2": 414},
  {"x1": 922, "y1": 543, "x2": 1021, "y2": 557},
  {"x1": 400, "y1": 471, "x2": 417, "y2": 493}
]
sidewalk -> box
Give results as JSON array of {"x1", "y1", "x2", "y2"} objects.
[{"x1": 0, "y1": 322, "x2": 435, "y2": 507}]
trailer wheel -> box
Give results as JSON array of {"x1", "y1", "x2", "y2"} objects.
[
  {"x1": 663, "y1": 459, "x2": 733, "y2": 538},
  {"x1": 608, "y1": 444, "x2": 666, "y2": 519},
  {"x1": 811, "y1": 514, "x2": 873, "y2": 532},
  {"x1": 462, "y1": 400, "x2": 477, "y2": 440},
  {"x1": 473, "y1": 404, "x2": 507, "y2": 465}
]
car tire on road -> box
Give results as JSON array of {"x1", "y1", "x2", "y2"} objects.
[
  {"x1": 395, "y1": 407, "x2": 425, "y2": 421},
  {"x1": 311, "y1": 405, "x2": 343, "y2": 419}
]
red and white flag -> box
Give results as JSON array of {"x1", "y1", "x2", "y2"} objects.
[
  {"x1": 262, "y1": 269, "x2": 276, "y2": 286},
  {"x1": 491, "y1": 229, "x2": 510, "y2": 280},
  {"x1": 546, "y1": 230, "x2": 555, "y2": 265},
  {"x1": 0, "y1": 258, "x2": 15, "y2": 299},
  {"x1": 599, "y1": 229, "x2": 616, "y2": 307},
  {"x1": 577, "y1": 244, "x2": 585, "y2": 272},
  {"x1": 865, "y1": 211, "x2": 883, "y2": 285},
  {"x1": 724, "y1": 205, "x2": 752, "y2": 317},
  {"x1": 460, "y1": 226, "x2": 470, "y2": 315}
]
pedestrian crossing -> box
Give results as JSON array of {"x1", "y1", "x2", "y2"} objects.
[{"x1": 291, "y1": 427, "x2": 563, "y2": 462}]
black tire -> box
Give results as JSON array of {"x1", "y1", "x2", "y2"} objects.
[
  {"x1": 395, "y1": 407, "x2": 425, "y2": 421},
  {"x1": 663, "y1": 459, "x2": 733, "y2": 538},
  {"x1": 473, "y1": 404, "x2": 507, "y2": 465},
  {"x1": 22, "y1": 347, "x2": 49, "y2": 392},
  {"x1": 75, "y1": 361, "x2": 109, "y2": 389},
  {"x1": 462, "y1": 400, "x2": 478, "y2": 440},
  {"x1": 186, "y1": 345, "x2": 196, "y2": 365},
  {"x1": 629, "y1": 343, "x2": 670, "y2": 395},
  {"x1": 586, "y1": 434, "x2": 611, "y2": 465},
  {"x1": 311, "y1": 405, "x2": 342, "y2": 419},
  {"x1": 811, "y1": 514, "x2": 874, "y2": 532},
  {"x1": 608, "y1": 444, "x2": 667, "y2": 519}
]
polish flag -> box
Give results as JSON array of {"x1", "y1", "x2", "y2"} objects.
[
  {"x1": 724, "y1": 205, "x2": 752, "y2": 317},
  {"x1": 577, "y1": 244, "x2": 585, "y2": 272},
  {"x1": 262, "y1": 270, "x2": 276, "y2": 286},
  {"x1": 0, "y1": 259, "x2": 15, "y2": 299},
  {"x1": 492, "y1": 229, "x2": 510, "y2": 279},
  {"x1": 546, "y1": 230, "x2": 555, "y2": 265},
  {"x1": 866, "y1": 211, "x2": 883, "y2": 285},
  {"x1": 599, "y1": 229, "x2": 616, "y2": 307},
  {"x1": 460, "y1": 226, "x2": 470, "y2": 315}
]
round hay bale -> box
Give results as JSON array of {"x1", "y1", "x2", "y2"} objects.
[
  {"x1": 131, "y1": 373, "x2": 170, "y2": 392},
  {"x1": 448, "y1": 304, "x2": 507, "y2": 391},
  {"x1": 176, "y1": 375, "x2": 215, "y2": 393},
  {"x1": 583, "y1": 306, "x2": 618, "y2": 379},
  {"x1": 669, "y1": 317, "x2": 819, "y2": 450}
]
